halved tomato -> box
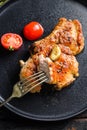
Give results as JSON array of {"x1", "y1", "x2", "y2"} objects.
[{"x1": 1, "y1": 33, "x2": 23, "y2": 51}]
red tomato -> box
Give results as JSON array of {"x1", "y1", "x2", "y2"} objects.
[
  {"x1": 1, "y1": 33, "x2": 23, "y2": 51},
  {"x1": 23, "y1": 21, "x2": 44, "y2": 40}
]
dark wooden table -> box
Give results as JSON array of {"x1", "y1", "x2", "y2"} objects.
[{"x1": 0, "y1": 106, "x2": 87, "y2": 130}]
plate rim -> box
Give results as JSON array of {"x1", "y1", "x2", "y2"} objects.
[{"x1": 0, "y1": 96, "x2": 87, "y2": 121}]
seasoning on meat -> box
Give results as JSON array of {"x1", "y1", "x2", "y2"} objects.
[{"x1": 19, "y1": 18, "x2": 84, "y2": 93}]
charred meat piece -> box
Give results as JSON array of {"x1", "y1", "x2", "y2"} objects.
[
  {"x1": 20, "y1": 44, "x2": 79, "y2": 92},
  {"x1": 31, "y1": 18, "x2": 84, "y2": 55}
]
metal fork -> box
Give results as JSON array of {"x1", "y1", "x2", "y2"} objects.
[{"x1": 0, "y1": 71, "x2": 48, "y2": 107}]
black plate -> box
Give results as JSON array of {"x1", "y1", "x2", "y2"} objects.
[{"x1": 0, "y1": 0, "x2": 87, "y2": 121}]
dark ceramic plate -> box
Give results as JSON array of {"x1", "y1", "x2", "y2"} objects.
[{"x1": 0, "y1": 0, "x2": 87, "y2": 121}]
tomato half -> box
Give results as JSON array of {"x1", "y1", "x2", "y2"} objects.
[
  {"x1": 23, "y1": 21, "x2": 44, "y2": 40},
  {"x1": 1, "y1": 33, "x2": 23, "y2": 51}
]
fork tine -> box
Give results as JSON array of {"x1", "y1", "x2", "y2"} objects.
[
  {"x1": 24, "y1": 75, "x2": 47, "y2": 88},
  {"x1": 20, "y1": 71, "x2": 45, "y2": 86},
  {"x1": 20, "y1": 71, "x2": 44, "y2": 83},
  {"x1": 20, "y1": 71, "x2": 48, "y2": 93},
  {"x1": 22, "y1": 77, "x2": 48, "y2": 95}
]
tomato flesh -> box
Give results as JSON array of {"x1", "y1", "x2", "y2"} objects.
[
  {"x1": 23, "y1": 21, "x2": 44, "y2": 40},
  {"x1": 1, "y1": 33, "x2": 23, "y2": 50}
]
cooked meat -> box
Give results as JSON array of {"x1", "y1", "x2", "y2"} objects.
[
  {"x1": 20, "y1": 44, "x2": 79, "y2": 92},
  {"x1": 20, "y1": 58, "x2": 41, "y2": 93},
  {"x1": 38, "y1": 49, "x2": 79, "y2": 90},
  {"x1": 20, "y1": 18, "x2": 84, "y2": 93},
  {"x1": 31, "y1": 18, "x2": 84, "y2": 55}
]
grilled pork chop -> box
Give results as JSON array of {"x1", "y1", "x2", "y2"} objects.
[
  {"x1": 31, "y1": 18, "x2": 84, "y2": 55},
  {"x1": 20, "y1": 44, "x2": 79, "y2": 93}
]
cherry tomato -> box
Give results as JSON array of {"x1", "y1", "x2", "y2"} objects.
[
  {"x1": 1, "y1": 33, "x2": 23, "y2": 51},
  {"x1": 23, "y1": 21, "x2": 44, "y2": 40}
]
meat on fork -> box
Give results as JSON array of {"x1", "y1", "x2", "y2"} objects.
[
  {"x1": 20, "y1": 44, "x2": 79, "y2": 92},
  {"x1": 31, "y1": 18, "x2": 84, "y2": 55},
  {"x1": 20, "y1": 58, "x2": 42, "y2": 93}
]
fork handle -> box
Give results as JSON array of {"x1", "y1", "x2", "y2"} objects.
[{"x1": 0, "y1": 95, "x2": 14, "y2": 107}]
